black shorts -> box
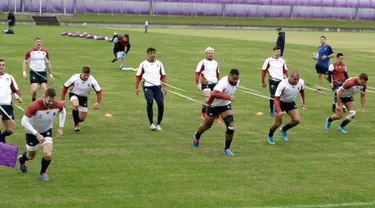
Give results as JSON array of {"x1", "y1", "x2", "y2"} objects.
[
  {"x1": 8, "y1": 21, "x2": 15, "y2": 27},
  {"x1": 69, "y1": 93, "x2": 88, "y2": 109},
  {"x1": 30, "y1": 70, "x2": 47, "y2": 84},
  {"x1": 315, "y1": 63, "x2": 328, "y2": 75},
  {"x1": 269, "y1": 80, "x2": 281, "y2": 97},
  {"x1": 201, "y1": 83, "x2": 216, "y2": 91},
  {"x1": 0, "y1": 105, "x2": 14, "y2": 120},
  {"x1": 341, "y1": 97, "x2": 354, "y2": 104},
  {"x1": 280, "y1": 101, "x2": 297, "y2": 112},
  {"x1": 26, "y1": 129, "x2": 52, "y2": 147},
  {"x1": 206, "y1": 104, "x2": 232, "y2": 117}
]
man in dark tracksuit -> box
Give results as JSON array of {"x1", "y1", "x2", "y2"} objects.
[
  {"x1": 276, "y1": 28, "x2": 285, "y2": 57},
  {"x1": 4, "y1": 11, "x2": 15, "y2": 34}
]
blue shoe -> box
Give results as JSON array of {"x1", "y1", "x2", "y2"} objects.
[
  {"x1": 279, "y1": 127, "x2": 288, "y2": 142},
  {"x1": 270, "y1": 112, "x2": 275, "y2": 117},
  {"x1": 267, "y1": 136, "x2": 275, "y2": 144},
  {"x1": 40, "y1": 172, "x2": 50, "y2": 181},
  {"x1": 193, "y1": 132, "x2": 200, "y2": 147},
  {"x1": 18, "y1": 155, "x2": 27, "y2": 173},
  {"x1": 223, "y1": 149, "x2": 235, "y2": 156},
  {"x1": 338, "y1": 125, "x2": 347, "y2": 134},
  {"x1": 325, "y1": 118, "x2": 331, "y2": 131}
]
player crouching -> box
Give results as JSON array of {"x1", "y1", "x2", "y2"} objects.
[
  {"x1": 18, "y1": 88, "x2": 66, "y2": 181},
  {"x1": 325, "y1": 73, "x2": 368, "y2": 133},
  {"x1": 61, "y1": 66, "x2": 102, "y2": 132}
]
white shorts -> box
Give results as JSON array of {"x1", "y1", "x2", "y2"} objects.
[
  {"x1": 116, "y1": 51, "x2": 125, "y2": 60},
  {"x1": 70, "y1": 95, "x2": 88, "y2": 112},
  {"x1": 26, "y1": 137, "x2": 53, "y2": 152}
]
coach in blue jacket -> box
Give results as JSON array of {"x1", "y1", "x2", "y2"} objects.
[{"x1": 276, "y1": 28, "x2": 285, "y2": 57}]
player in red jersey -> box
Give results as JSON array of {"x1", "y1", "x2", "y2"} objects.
[
  {"x1": 18, "y1": 88, "x2": 66, "y2": 181},
  {"x1": 22, "y1": 37, "x2": 54, "y2": 102},
  {"x1": 111, "y1": 34, "x2": 131, "y2": 69},
  {"x1": 328, "y1": 53, "x2": 349, "y2": 112},
  {"x1": 0, "y1": 58, "x2": 22, "y2": 143},
  {"x1": 325, "y1": 73, "x2": 368, "y2": 133}
]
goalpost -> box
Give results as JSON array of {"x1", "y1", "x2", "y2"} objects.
[{"x1": 14, "y1": 0, "x2": 69, "y2": 16}]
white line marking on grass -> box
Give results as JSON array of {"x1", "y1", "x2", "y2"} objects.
[{"x1": 240, "y1": 201, "x2": 375, "y2": 208}]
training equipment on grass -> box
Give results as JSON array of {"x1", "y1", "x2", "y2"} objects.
[
  {"x1": 120, "y1": 67, "x2": 137, "y2": 71},
  {"x1": 256, "y1": 112, "x2": 263, "y2": 116},
  {"x1": 86, "y1": 34, "x2": 94, "y2": 39},
  {"x1": 145, "y1": 18, "x2": 149, "y2": 33},
  {"x1": 95, "y1": 36, "x2": 109, "y2": 40},
  {"x1": 0, "y1": 143, "x2": 19, "y2": 168},
  {"x1": 80, "y1": 32, "x2": 88, "y2": 38},
  {"x1": 61, "y1": 32, "x2": 68, "y2": 36},
  {"x1": 105, "y1": 113, "x2": 113, "y2": 117}
]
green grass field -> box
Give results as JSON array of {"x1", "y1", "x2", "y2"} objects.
[
  {"x1": 1, "y1": 24, "x2": 375, "y2": 208},
  {"x1": 4, "y1": 12, "x2": 375, "y2": 28}
]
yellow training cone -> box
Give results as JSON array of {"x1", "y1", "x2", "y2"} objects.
[
  {"x1": 256, "y1": 112, "x2": 263, "y2": 116},
  {"x1": 105, "y1": 113, "x2": 113, "y2": 117}
]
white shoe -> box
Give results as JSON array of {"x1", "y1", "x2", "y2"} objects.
[
  {"x1": 150, "y1": 123, "x2": 156, "y2": 130},
  {"x1": 156, "y1": 125, "x2": 162, "y2": 131}
]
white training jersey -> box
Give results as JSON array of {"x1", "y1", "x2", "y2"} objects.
[
  {"x1": 63, "y1": 74, "x2": 101, "y2": 97},
  {"x1": 196, "y1": 59, "x2": 219, "y2": 84},
  {"x1": 24, "y1": 48, "x2": 50, "y2": 72},
  {"x1": 275, "y1": 78, "x2": 305, "y2": 103},
  {"x1": 22, "y1": 99, "x2": 65, "y2": 134},
  {"x1": 137, "y1": 60, "x2": 166, "y2": 87},
  {"x1": 0, "y1": 73, "x2": 20, "y2": 105},
  {"x1": 262, "y1": 57, "x2": 288, "y2": 81},
  {"x1": 340, "y1": 77, "x2": 366, "y2": 98},
  {"x1": 210, "y1": 76, "x2": 239, "y2": 107}
]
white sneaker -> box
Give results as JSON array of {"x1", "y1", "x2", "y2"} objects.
[
  {"x1": 156, "y1": 125, "x2": 162, "y2": 131},
  {"x1": 150, "y1": 123, "x2": 156, "y2": 130}
]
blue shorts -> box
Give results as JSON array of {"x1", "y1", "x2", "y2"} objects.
[
  {"x1": 315, "y1": 63, "x2": 328, "y2": 75},
  {"x1": 269, "y1": 80, "x2": 281, "y2": 97},
  {"x1": 332, "y1": 84, "x2": 342, "y2": 91},
  {"x1": 206, "y1": 104, "x2": 232, "y2": 117},
  {"x1": 30, "y1": 70, "x2": 47, "y2": 84},
  {"x1": 0, "y1": 105, "x2": 14, "y2": 120}
]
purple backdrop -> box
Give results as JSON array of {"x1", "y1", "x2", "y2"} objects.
[{"x1": 1, "y1": 0, "x2": 375, "y2": 20}]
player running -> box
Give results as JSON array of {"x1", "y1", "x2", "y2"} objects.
[
  {"x1": 135, "y1": 47, "x2": 167, "y2": 131},
  {"x1": 111, "y1": 33, "x2": 131, "y2": 70},
  {"x1": 267, "y1": 71, "x2": 306, "y2": 144},
  {"x1": 261, "y1": 46, "x2": 288, "y2": 116},
  {"x1": 195, "y1": 47, "x2": 221, "y2": 124},
  {"x1": 328, "y1": 53, "x2": 349, "y2": 112},
  {"x1": 22, "y1": 37, "x2": 54, "y2": 102},
  {"x1": 18, "y1": 88, "x2": 66, "y2": 181},
  {"x1": 61, "y1": 66, "x2": 102, "y2": 132},
  {"x1": 325, "y1": 73, "x2": 368, "y2": 133},
  {"x1": 0, "y1": 58, "x2": 22, "y2": 143},
  {"x1": 193, "y1": 69, "x2": 240, "y2": 156}
]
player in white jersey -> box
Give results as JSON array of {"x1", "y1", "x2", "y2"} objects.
[
  {"x1": 22, "y1": 37, "x2": 54, "y2": 102},
  {"x1": 135, "y1": 47, "x2": 167, "y2": 131},
  {"x1": 325, "y1": 73, "x2": 368, "y2": 133},
  {"x1": 195, "y1": 47, "x2": 221, "y2": 124},
  {"x1": 193, "y1": 69, "x2": 239, "y2": 156},
  {"x1": 61, "y1": 66, "x2": 102, "y2": 132},
  {"x1": 267, "y1": 71, "x2": 306, "y2": 144},
  {"x1": 0, "y1": 58, "x2": 22, "y2": 143},
  {"x1": 18, "y1": 88, "x2": 66, "y2": 181},
  {"x1": 261, "y1": 46, "x2": 288, "y2": 116}
]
